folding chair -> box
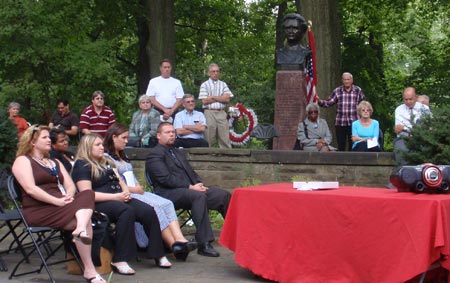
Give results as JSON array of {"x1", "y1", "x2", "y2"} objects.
[
  {"x1": 145, "y1": 171, "x2": 193, "y2": 228},
  {"x1": 250, "y1": 123, "x2": 280, "y2": 149},
  {"x1": 6, "y1": 175, "x2": 82, "y2": 282},
  {"x1": 250, "y1": 123, "x2": 280, "y2": 139},
  {"x1": 378, "y1": 128, "x2": 385, "y2": 151},
  {"x1": 0, "y1": 168, "x2": 30, "y2": 272},
  {"x1": 0, "y1": 202, "x2": 30, "y2": 272}
]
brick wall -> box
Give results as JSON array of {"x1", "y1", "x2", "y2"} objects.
[{"x1": 273, "y1": 71, "x2": 307, "y2": 150}]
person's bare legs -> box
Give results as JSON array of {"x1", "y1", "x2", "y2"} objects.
[
  {"x1": 168, "y1": 221, "x2": 187, "y2": 242},
  {"x1": 161, "y1": 221, "x2": 188, "y2": 246},
  {"x1": 161, "y1": 228, "x2": 176, "y2": 246},
  {"x1": 74, "y1": 225, "x2": 104, "y2": 281},
  {"x1": 71, "y1": 208, "x2": 93, "y2": 240},
  {"x1": 65, "y1": 210, "x2": 105, "y2": 282}
]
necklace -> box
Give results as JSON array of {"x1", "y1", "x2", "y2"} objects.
[{"x1": 31, "y1": 156, "x2": 54, "y2": 169}]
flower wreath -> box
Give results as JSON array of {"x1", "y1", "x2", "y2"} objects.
[{"x1": 228, "y1": 103, "x2": 258, "y2": 146}]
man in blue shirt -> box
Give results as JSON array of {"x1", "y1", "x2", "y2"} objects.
[{"x1": 173, "y1": 94, "x2": 209, "y2": 148}]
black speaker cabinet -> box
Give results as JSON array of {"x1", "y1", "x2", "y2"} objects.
[{"x1": 390, "y1": 163, "x2": 450, "y2": 194}]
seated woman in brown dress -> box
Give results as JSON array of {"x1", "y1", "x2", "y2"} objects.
[{"x1": 12, "y1": 125, "x2": 104, "y2": 283}]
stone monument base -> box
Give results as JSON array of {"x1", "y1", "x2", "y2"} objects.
[{"x1": 273, "y1": 70, "x2": 307, "y2": 150}]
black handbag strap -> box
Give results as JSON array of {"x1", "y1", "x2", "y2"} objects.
[{"x1": 303, "y1": 121, "x2": 309, "y2": 139}]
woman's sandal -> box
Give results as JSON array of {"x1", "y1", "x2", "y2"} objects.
[
  {"x1": 84, "y1": 274, "x2": 105, "y2": 283},
  {"x1": 154, "y1": 256, "x2": 172, "y2": 269},
  {"x1": 111, "y1": 262, "x2": 136, "y2": 275},
  {"x1": 72, "y1": 230, "x2": 92, "y2": 245}
]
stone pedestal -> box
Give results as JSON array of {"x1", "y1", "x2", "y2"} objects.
[{"x1": 273, "y1": 71, "x2": 307, "y2": 150}]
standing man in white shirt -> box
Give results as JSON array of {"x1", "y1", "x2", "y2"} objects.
[
  {"x1": 146, "y1": 59, "x2": 184, "y2": 121},
  {"x1": 198, "y1": 63, "x2": 233, "y2": 148},
  {"x1": 394, "y1": 87, "x2": 430, "y2": 165}
]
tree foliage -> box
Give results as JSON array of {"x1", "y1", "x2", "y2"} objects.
[
  {"x1": 1, "y1": 0, "x2": 450, "y2": 153},
  {"x1": 175, "y1": 0, "x2": 277, "y2": 123},
  {"x1": 0, "y1": 0, "x2": 137, "y2": 126},
  {"x1": 402, "y1": 106, "x2": 450, "y2": 164},
  {"x1": 339, "y1": 0, "x2": 450, "y2": 147},
  {"x1": 0, "y1": 115, "x2": 17, "y2": 172}
]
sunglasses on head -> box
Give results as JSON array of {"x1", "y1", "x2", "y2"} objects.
[{"x1": 29, "y1": 125, "x2": 39, "y2": 142}]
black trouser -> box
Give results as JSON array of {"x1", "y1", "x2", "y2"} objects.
[
  {"x1": 393, "y1": 137, "x2": 409, "y2": 165},
  {"x1": 174, "y1": 138, "x2": 209, "y2": 148},
  {"x1": 352, "y1": 141, "x2": 381, "y2": 152},
  {"x1": 156, "y1": 187, "x2": 231, "y2": 244},
  {"x1": 95, "y1": 198, "x2": 164, "y2": 261},
  {"x1": 335, "y1": 126, "x2": 352, "y2": 151}
]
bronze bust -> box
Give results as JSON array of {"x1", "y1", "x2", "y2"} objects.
[{"x1": 276, "y1": 13, "x2": 311, "y2": 70}]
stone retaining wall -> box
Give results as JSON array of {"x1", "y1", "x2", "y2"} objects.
[{"x1": 121, "y1": 148, "x2": 396, "y2": 192}]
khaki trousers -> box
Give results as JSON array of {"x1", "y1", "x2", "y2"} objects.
[{"x1": 204, "y1": 109, "x2": 231, "y2": 148}]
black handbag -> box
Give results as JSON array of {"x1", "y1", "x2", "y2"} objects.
[
  {"x1": 90, "y1": 211, "x2": 111, "y2": 266},
  {"x1": 293, "y1": 121, "x2": 308, "y2": 150}
]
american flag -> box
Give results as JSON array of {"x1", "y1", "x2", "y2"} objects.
[{"x1": 305, "y1": 24, "x2": 318, "y2": 104}]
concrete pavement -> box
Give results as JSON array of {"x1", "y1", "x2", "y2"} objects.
[{"x1": 0, "y1": 228, "x2": 272, "y2": 283}]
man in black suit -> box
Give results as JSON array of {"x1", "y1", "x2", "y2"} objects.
[{"x1": 146, "y1": 122, "x2": 231, "y2": 257}]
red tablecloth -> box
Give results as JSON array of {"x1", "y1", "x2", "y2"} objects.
[{"x1": 219, "y1": 183, "x2": 450, "y2": 283}]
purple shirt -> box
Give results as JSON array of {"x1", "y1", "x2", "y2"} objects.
[{"x1": 318, "y1": 85, "x2": 365, "y2": 126}]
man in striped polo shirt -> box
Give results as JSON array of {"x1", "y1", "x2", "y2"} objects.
[
  {"x1": 79, "y1": 90, "x2": 116, "y2": 137},
  {"x1": 198, "y1": 63, "x2": 233, "y2": 148}
]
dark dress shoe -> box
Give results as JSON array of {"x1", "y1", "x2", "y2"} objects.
[
  {"x1": 197, "y1": 243, "x2": 220, "y2": 257},
  {"x1": 172, "y1": 242, "x2": 189, "y2": 261},
  {"x1": 186, "y1": 240, "x2": 198, "y2": 252}
]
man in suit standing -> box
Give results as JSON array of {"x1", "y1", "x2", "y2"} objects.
[{"x1": 145, "y1": 122, "x2": 231, "y2": 257}]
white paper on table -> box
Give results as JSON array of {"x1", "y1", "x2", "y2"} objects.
[
  {"x1": 367, "y1": 138, "x2": 378, "y2": 149},
  {"x1": 122, "y1": 171, "x2": 136, "y2": 186},
  {"x1": 293, "y1": 181, "x2": 339, "y2": 191}
]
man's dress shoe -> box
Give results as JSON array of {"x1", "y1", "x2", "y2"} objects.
[{"x1": 197, "y1": 243, "x2": 220, "y2": 257}]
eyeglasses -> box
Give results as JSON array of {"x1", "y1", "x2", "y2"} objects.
[
  {"x1": 185, "y1": 100, "x2": 195, "y2": 104},
  {"x1": 361, "y1": 109, "x2": 372, "y2": 113},
  {"x1": 308, "y1": 111, "x2": 319, "y2": 114},
  {"x1": 210, "y1": 70, "x2": 220, "y2": 73}
]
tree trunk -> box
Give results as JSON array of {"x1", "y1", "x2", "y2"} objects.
[
  {"x1": 138, "y1": 0, "x2": 175, "y2": 94},
  {"x1": 275, "y1": 1, "x2": 288, "y2": 67},
  {"x1": 137, "y1": 0, "x2": 150, "y2": 95},
  {"x1": 299, "y1": 0, "x2": 342, "y2": 146}
]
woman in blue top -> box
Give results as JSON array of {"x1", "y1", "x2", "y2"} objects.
[{"x1": 351, "y1": 101, "x2": 381, "y2": 152}]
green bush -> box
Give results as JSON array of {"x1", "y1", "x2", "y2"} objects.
[
  {"x1": 0, "y1": 115, "x2": 17, "y2": 171},
  {"x1": 402, "y1": 106, "x2": 450, "y2": 164},
  {"x1": 0, "y1": 113, "x2": 19, "y2": 208}
]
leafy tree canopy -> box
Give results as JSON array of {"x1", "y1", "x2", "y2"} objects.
[{"x1": 1, "y1": 0, "x2": 450, "y2": 154}]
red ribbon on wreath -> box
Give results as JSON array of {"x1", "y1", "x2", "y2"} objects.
[{"x1": 228, "y1": 103, "x2": 258, "y2": 146}]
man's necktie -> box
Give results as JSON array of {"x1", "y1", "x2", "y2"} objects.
[
  {"x1": 169, "y1": 148, "x2": 178, "y2": 160},
  {"x1": 410, "y1": 108, "x2": 415, "y2": 124},
  {"x1": 168, "y1": 148, "x2": 193, "y2": 184}
]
